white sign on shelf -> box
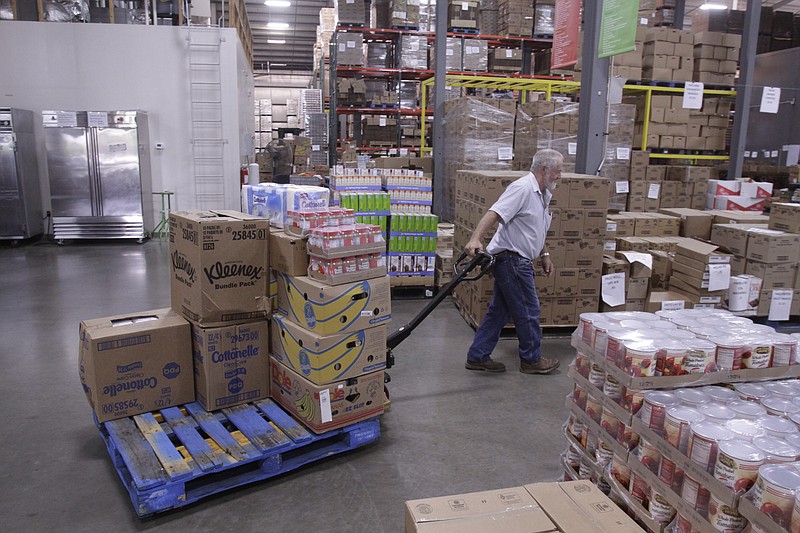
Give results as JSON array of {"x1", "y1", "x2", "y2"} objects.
[
  {"x1": 498, "y1": 147, "x2": 513, "y2": 161},
  {"x1": 744, "y1": 151, "x2": 751, "y2": 158},
  {"x1": 787, "y1": 145, "x2": 800, "y2": 166},
  {"x1": 312, "y1": 145, "x2": 320, "y2": 151},
  {"x1": 647, "y1": 183, "x2": 660, "y2": 199},
  {"x1": 400, "y1": 148, "x2": 409, "y2": 156},
  {"x1": 379, "y1": 117, "x2": 387, "y2": 127},
  {"x1": 601, "y1": 273, "x2": 626, "y2": 308},
  {"x1": 768, "y1": 289, "x2": 793, "y2": 321},
  {"x1": 56, "y1": 111, "x2": 77, "y2": 128},
  {"x1": 682, "y1": 82, "x2": 704, "y2": 110},
  {"x1": 707, "y1": 263, "x2": 731, "y2": 292},
  {"x1": 771, "y1": 150, "x2": 779, "y2": 158},
  {"x1": 462, "y1": 1, "x2": 469, "y2": 10},
  {"x1": 760, "y1": 87, "x2": 781, "y2": 114},
  {"x1": 661, "y1": 300, "x2": 686, "y2": 311},
  {"x1": 615, "y1": 181, "x2": 629, "y2": 194},
  {"x1": 568, "y1": 142, "x2": 577, "y2": 155}
]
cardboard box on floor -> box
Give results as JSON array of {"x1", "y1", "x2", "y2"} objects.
[
  {"x1": 404, "y1": 481, "x2": 642, "y2": 533},
  {"x1": 169, "y1": 210, "x2": 270, "y2": 327},
  {"x1": 79, "y1": 308, "x2": 194, "y2": 423},
  {"x1": 191, "y1": 319, "x2": 270, "y2": 411}
]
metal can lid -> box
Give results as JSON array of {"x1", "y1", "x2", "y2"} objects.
[
  {"x1": 701, "y1": 386, "x2": 739, "y2": 403},
  {"x1": 755, "y1": 441, "x2": 800, "y2": 462},
  {"x1": 690, "y1": 420, "x2": 735, "y2": 441},
  {"x1": 764, "y1": 382, "x2": 797, "y2": 399},
  {"x1": 761, "y1": 396, "x2": 800, "y2": 416},
  {"x1": 662, "y1": 329, "x2": 696, "y2": 340},
  {"x1": 708, "y1": 336, "x2": 746, "y2": 348},
  {"x1": 725, "y1": 419, "x2": 766, "y2": 439},
  {"x1": 683, "y1": 338, "x2": 717, "y2": 351},
  {"x1": 644, "y1": 390, "x2": 680, "y2": 407},
  {"x1": 785, "y1": 432, "x2": 800, "y2": 450},
  {"x1": 623, "y1": 339, "x2": 659, "y2": 355},
  {"x1": 734, "y1": 382, "x2": 770, "y2": 400},
  {"x1": 728, "y1": 400, "x2": 767, "y2": 418},
  {"x1": 758, "y1": 414, "x2": 799, "y2": 434},
  {"x1": 674, "y1": 388, "x2": 709, "y2": 406},
  {"x1": 666, "y1": 405, "x2": 705, "y2": 424},
  {"x1": 759, "y1": 463, "x2": 800, "y2": 489},
  {"x1": 699, "y1": 403, "x2": 736, "y2": 422},
  {"x1": 619, "y1": 319, "x2": 654, "y2": 330},
  {"x1": 718, "y1": 438, "x2": 766, "y2": 462},
  {"x1": 742, "y1": 324, "x2": 778, "y2": 335}
]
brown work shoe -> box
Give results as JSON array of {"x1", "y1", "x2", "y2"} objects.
[
  {"x1": 465, "y1": 358, "x2": 506, "y2": 372},
  {"x1": 520, "y1": 357, "x2": 560, "y2": 374}
]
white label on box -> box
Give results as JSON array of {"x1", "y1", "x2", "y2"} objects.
[
  {"x1": 751, "y1": 152, "x2": 758, "y2": 158},
  {"x1": 400, "y1": 148, "x2": 409, "y2": 156},
  {"x1": 87, "y1": 112, "x2": 108, "y2": 127},
  {"x1": 410, "y1": 41, "x2": 419, "y2": 51},
  {"x1": 319, "y1": 389, "x2": 333, "y2": 423},
  {"x1": 744, "y1": 151, "x2": 751, "y2": 158},
  {"x1": 393, "y1": 11, "x2": 406, "y2": 19},
  {"x1": 388, "y1": 149, "x2": 397, "y2": 155},
  {"x1": 360, "y1": 310, "x2": 374, "y2": 317},
  {"x1": 604, "y1": 241, "x2": 617, "y2": 251},
  {"x1": 661, "y1": 300, "x2": 685, "y2": 311},
  {"x1": 568, "y1": 142, "x2": 577, "y2": 155},
  {"x1": 56, "y1": 111, "x2": 77, "y2": 127},
  {"x1": 707, "y1": 263, "x2": 731, "y2": 291},
  {"x1": 682, "y1": 82, "x2": 704, "y2": 110},
  {"x1": 607, "y1": 222, "x2": 617, "y2": 233},
  {"x1": 770, "y1": 150, "x2": 779, "y2": 158},
  {"x1": 760, "y1": 87, "x2": 781, "y2": 113},
  {"x1": 787, "y1": 145, "x2": 800, "y2": 166},
  {"x1": 498, "y1": 147, "x2": 513, "y2": 160},
  {"x1": 602, "y1": 273, "x2": 626, "y2": 308},
  {"x1": 616, "y1": 181, "x2": 629, "y2": 194},
  {"x1": 616, "y1": 147, "x2": 630, "y2": 160},
  {"x1": 647, "y1": 183, "x2": 660, "y2": 199},
  {"x1": 347, "y1": 41, "x2": 356, "y2": 48},
  {"x1": 640, "y1": 17, "x2": 648, "y2": 24},
  {"x1": 506, "y1": 50, "x2": 513, "y2": 58},
  {"x1": 462, "y1": 2, "x2": 469, "y2": 10},
  {"x1": 620, "y1": 251, "x2": 653, "y2": 272},
  {"x1": 467, "y1": 46, "x2": 479, "y2": 54},
  {"x1": 339, "y1": 43, "x2": 346, "y2": 52},
  {"x1": 769, "y1": 289, "x2": 793, "y2": 321},
  {"x1": 312, "y1": 145, "x2": 320, "y2": 151},
  {"x1": 347, "y1": 0, "x2": 354, "y2": 3},
  {"x1": 379, "y1": 117, "x2": 387, "y2": 127},
  {"x1": 446, "y1": 49, "x2": 454, "y2": 56}
]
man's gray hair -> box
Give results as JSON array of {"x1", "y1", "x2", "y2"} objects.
[{"x1": 530, "y1": 149, "x2": 564, "y2": 173}]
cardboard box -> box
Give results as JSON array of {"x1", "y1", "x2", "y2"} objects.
[
  {"x1": 658, "y1": 208, "x2": 713, "y2": 240},
  {"x1": 769, "y1": 203, "x2": 800, "y2": 233},
  {"x1": 551, "y1": 297, "x2": 577, "y2": 325},
  {"x1": 567, "y1": 176, "x2": 610, "y2": 209},
  {"x1": 271, "y1": 314, "x2": 386, "y2": 383},
  {"x1": 269, "y1": 356, "x2": 384, "y2": 434},
  {"x1": 169, "y1": 210, "x2": 270, "y2": 327},
  {"x1": 627, "y1": 277, "x2": 649, "y2": 300},
  {"x1": 756, "y1": 289, "x2": 800, "y2": 317},
  {"x1": 650, "y1": 250, "x2": 673, "y2": 289},
  {"x1": 645, "y1": 290, "x2": 690, "y2": 313},
  {"x1": 79, "y1": 308, "x2": 194, "y2": 423},
  {"x1": 270, "y1": 229, "x2": 309, "y2": 277},
  {"x1": 555, "y1": 268, "x2": 579, "y2": 297},
  {"x1": 711, "y1": 195, "x2": 767, "y2": 212},
  {"x1": 746, "y1": 229, "x2": 800, "y2": 264},
  {"x1": 740, "y1": 181, "x2": 774, "y2": 198},
  {"x1": 675, "y1": 239, "x2": 732, "y2": 265},
  {"x1": 745, "y1": 260, "x2": 797, "y2": 289},
  {"x1": 191, "y1": 319, "x2": 269, "y2": 411},
  {"x1": 707, "y1": 179, "x2": 740, "y2": 196},
  {"x1": 276, "y1": 273, "x2": 392, "y2": 335},
  {"x1": 559, "y1": 210, "x2": 585, "y2": 239}
]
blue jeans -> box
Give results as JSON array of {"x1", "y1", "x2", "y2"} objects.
[{"x1": 467, "y1": 252, "x2": 542, "y2": 364}]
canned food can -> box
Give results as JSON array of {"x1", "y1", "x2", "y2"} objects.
[
  {"x1": 714, "y1": 438, "x2": 765, "y2": 493},
  {"x1": 665, "y1": 405, "x2": 705, "y2": 454},
  {"x1": 640, "y1": 390, "x2": 680, "y2": 436},
  {"x1": 707, "y1": 492, "x2": 746, "y2": 532},
  {"x1": 752, "y1": 464, "x2": 800, "y2": 528},
  {"x1": 687, "y1": 421, "x2": 735, "y2": 474}
]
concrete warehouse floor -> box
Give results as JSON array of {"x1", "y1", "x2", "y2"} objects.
[{"x1": 0, "y1": 239, "x2": 577, "y2": 532}]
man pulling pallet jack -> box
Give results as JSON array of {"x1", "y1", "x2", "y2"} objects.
[{"x1": 385, "y1": 149, "x2": 563, "y2": 378}]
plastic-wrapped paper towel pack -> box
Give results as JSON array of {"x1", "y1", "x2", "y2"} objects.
[{"x1": 241, "y1": 184, "x2": 330, "y2": 228}]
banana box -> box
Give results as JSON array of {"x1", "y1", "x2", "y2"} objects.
[
  {"x1": 276, "y1": 273, "x2": 391, "y2": 335},
  {"x1": 191, "y1": 319, "x2": 270, "y2": 411},
  {"x1": 270, "y1": 356, "x2": 384, "y2": 434},
  {"x1": 271, "y1": 314, "x2": 386, "y2": 384}
]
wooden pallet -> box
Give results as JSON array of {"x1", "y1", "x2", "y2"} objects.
[{"x1": 98, "y1": 399, "x2": 380, "y2": 517}]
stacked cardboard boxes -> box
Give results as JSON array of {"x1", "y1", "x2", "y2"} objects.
[
  {"x1": 399, "y1": 35, "x2": 427, "y2": 70},
  {"x1": 641, "y1": 27, "x2": 695, "y2": 83},
  {"x1": 271, "y1": 205, "x2": 391, "y2": 433},
  {"x1": 448, "y1": 0, "x2": 479, "y2": 30},
  {"x1": 389, "y1": 0, "x2": 419, "y2": 28},
  {"x1": 533, "y1": 0, "x2": 554, "y2": 35},
  {"x1": 574, "y1": 27, "x2": 645, "y2": 82},
  {"x1": 432, "y1": 37, "x2": 489, "y2": 71},
  {"x1": 334, "y1": 0, "x2": 366, "y2": 25},
  {"x1": 479, "y1": 0, "x2": 498, "y2": 35},
  {"x1": 693, "y1": 31, "x2": 741, "y2": 86},
  {"x1": 497, "y1": 0, "x2": 533, "y2": 36},
  {"x1": 488, "y1": 48, "x2": 523, "y2": 72},
  {"x1": 168, "y1": 210, "x2": 271, "y2": 412},
  {"x1": 628, "y1": 163, "x2": 716, "y2": 212},
  {"x1": 669, "y1": 239, "x2": 733, "y2": 310},
  {"x1": 706, "y1": 178, "x2": 773, "y2": 212},
  {"x1": 335, "y1": 32, "x2": 365, "y2": 66},
  {"x1": 630, "y1": 95, "x2": 732, "y2": 152}
]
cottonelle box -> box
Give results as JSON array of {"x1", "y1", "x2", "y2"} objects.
[
  {"x1": 271, "y1": 313, "x2": 386, "y2": 384},
  {"x1": 269, "y1": 356, "x2": 384, "y2": 434},
  {"x1": 404, "y1": 481, "x2": 641, "y2": 533},
  {"x1": 191, "y1": 319, "x2": 269, "y2": 411},
  {"x1": 270, "y1": 229, "x2": 309, "y2": 277},
  {"x1": 169, "y1": 210, "x2": 270, "y2": 327},
  {"x1": 79, "y1": 308, "x2": 194, "y2": 423},
  {"x1": 275, "y1": 273, "x2": 391, "y2": 335}
]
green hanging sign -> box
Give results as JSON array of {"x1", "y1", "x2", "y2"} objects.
[{"x1": 598, "y1": 0, "x2": 638, "y2": 58}]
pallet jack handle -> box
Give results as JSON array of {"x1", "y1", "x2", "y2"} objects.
[{"x1": 384, "y1": 251, "x2": 494, "y2": 379}]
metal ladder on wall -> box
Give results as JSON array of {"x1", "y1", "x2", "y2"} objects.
[{"x1": 187, "y1": 25, "x2": 227, "y2": 210}]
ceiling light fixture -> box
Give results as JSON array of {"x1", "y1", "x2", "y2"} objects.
[
  {"x1": 264, "y1": 0, "x2": 291, "y2": 6},
  {"x1": 699, "y1": 2, "x2": 727, "y2": 10},
  {"x1": 271, "y1": 63, "x2": 288, "y2": 67},
  {"x1": 267, "y1": 22, "x2": 290, "y2": 30},
  {"x1": 267, "y1": 39, "x2": 286, "y2": 44}
]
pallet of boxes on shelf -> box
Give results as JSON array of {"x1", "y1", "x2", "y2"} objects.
[
  {"x1": 271, "y1": 203, "x2": 391, "y2": 434},
  {"x1": 564, "y1": 308, "x2": 800, "y2": 532}
]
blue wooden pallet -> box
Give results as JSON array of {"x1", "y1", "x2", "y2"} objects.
[
  {"x1": 369, "y1": 103, "x2": 399, "y2": 109},
  {"x1": 98, "y1": 399, "x2": 381, "y2": 518},
  {"x1": 449, "y1": 27, "x2": 479, "y2": 34},
  {"x1": 391, "y1": 25, "x2": 420, "y2": 31}
]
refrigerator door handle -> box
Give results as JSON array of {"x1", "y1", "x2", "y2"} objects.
[{"x1": 91, "y1": 128, "x2": 103, "y2": 216}]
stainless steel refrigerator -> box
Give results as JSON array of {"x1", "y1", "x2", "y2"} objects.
[
  {"x1": 0, "y1": 108, "x2": 43, "y2": 241},
  {"x1": 42, "y1": 110, "x2": 152, "y2": 242}
]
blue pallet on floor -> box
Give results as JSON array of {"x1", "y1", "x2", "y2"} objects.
[
  {"x1": 98, "y1": 399, "x2": 381, "y2": 518},
  {"x1": 448, "y1": 27, "x2": 479, "y2": 34}
]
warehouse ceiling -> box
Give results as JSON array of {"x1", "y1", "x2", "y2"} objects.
[{"x1": 213, "y1": 0, "x2": 800, "y2": 73}]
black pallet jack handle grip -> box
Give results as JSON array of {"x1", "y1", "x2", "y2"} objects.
[{"x1": 386, "y1": 251, "x2": 494, "y2": 354}]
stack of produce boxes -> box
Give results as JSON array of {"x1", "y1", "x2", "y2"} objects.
[
  {"x1": 168, "y1": 210, "x2": 272, "y2": 412},
  {"x1": 563, "y1": 308, "x2": 800, "y2": 532},
  {"x1": 271, "y1": 207, "x2": 391, "y2": 433}
]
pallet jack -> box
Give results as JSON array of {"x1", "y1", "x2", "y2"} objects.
[{"x1": 383, "y1": 250, "x2": 495, "y2": 385}]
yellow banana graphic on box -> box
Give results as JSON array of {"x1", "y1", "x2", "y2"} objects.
[
  {"x1": 279, "y1": 273, "x2": 371, "y2": 332},
  {"x1": 294, "y1": 391, "x2": 315, "y2": 421},
  {"x1": 276, "y1": 318, "x2": 366, "y2": 381}
]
